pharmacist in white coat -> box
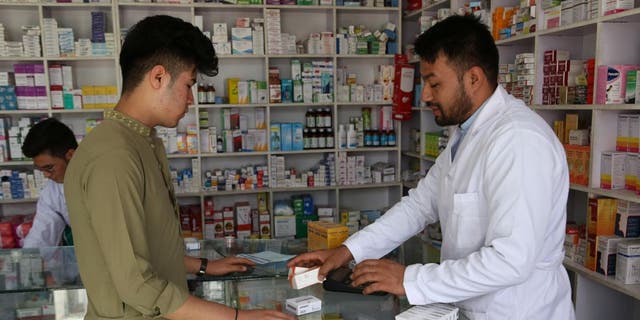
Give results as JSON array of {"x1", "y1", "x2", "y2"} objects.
[
  {"x1": 21, "y1": 118, "x2": 76, "y2": 248},
  {"x1": 289, "y1": 15, "x2": 575, "y2": 320}
]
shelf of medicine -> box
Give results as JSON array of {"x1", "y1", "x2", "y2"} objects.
[
  {"x1": 338, "y1": 181, "x2": 401, "y2": 190},
  {"x1": 191, "y1": 3, "x2": 264, "y2": 9},
  {"x1": 335, "y1": 6, "x2": 399, "y2": 12},
  {"x1": 268, "y1": 102, "x2": 333, "y2": 107},
  {"x1": 271, "y1": 149, "x2": 335, "y2": 155},
  {"x1": 0, "y1": 160, "x2": 33, "y2": 166},
  {"x1": 569, "y1": 184, "x2": 591, "y2": 193},
  {"x1": 531, "y1": 104, "x2": 640, "y2": 111},
  {"x1": 337, "y1": 54, "x2": 396, "y2": 58},
  {"x1": 0, "y1": 2, "x2": 39, "y2": 7},
  {"x1": 51, "y1": 109, "x2": 107, "y2": 114},
  {"x1": 42, "y1": 2, "x2": 113, "y2": 7},
  {"x1": 494, "y1": 32, "x2": 535, "y2": 46},
  {"x1": 537, "y1": 20, "x2": 598, "y2": 37},
  {"x1": 200, "y1": 151, "x2": 269, "y2": 158},
  {"x1": 564, "y1": 258, "x2": 640, "y2": 300},
  {"x1": 0, "y1": 110, "x2": 49, "y2": 115},
  {"x1": 217, "y1": 55, "x2": 266, "y2": 59},
  {"x1": 336, "y1": 101, "x2": 393, "y2": 106},
  {"x1": 167, "y1": 153, "x2": 198, "y2": 159},
  {"x1": 267, "y1": 54, "x2": 333, "y2": 59},
  {"x1": 117, "y1": 2, "x2": 192, "y2": 8},
  {"x1": 266, "y1": 4, "x2": 333, "y2": 11},
  {"x1": 270, "y1": 185, "x2": 336, "y2": 193},
  {"x1": 340, "y1": 146, "x2": 399, "y2": 152},
  {"x1": 196, "y1": 103, "x2": 263, "y2": 109},
  {"x1": 599, "y1": 7, "x2": 640, "y2": 23},
  {"x1": 0, "y1": 57, "x2": 44, "y2": 61},
  {"x1": 175, "y1": 191, "x2": 203, "y2": 198},
  {"x1": 0, "y1": 284, "x2": 85, "y2": 295},
  {"x1": 201, "y1": 189, "x2": 266, "y2": 197},
  {"x1": 568, "y1": 185, "x2": 640, "y2": 203},
  {"x1": 0, "y1": 198, "x2": 38, "y2": 204}
]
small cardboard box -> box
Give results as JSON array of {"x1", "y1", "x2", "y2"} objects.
[
  {"x1": 285, "y1": 295, "x2": 321, "y2": 316},
  {"x1": 307, "y1": 221, "x2": 348, "y2": 251}
]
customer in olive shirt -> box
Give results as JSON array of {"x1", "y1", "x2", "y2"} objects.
[{"x1": 64, "y1": 15, "x2": 294, "y2": 320}]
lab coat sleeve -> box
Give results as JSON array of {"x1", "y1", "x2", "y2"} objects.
[
  {"x1": 344, "y1": 157, "x2": 442, "y2": 262},
  {"x1": 403, "y1": 127, "x2": 564, "y2": 305},
  {"x1": 23, "y1": 183, "x2": 66, "y2": 248},
  {"x1": 82, "y1": 150, "x2": 188, "y2": 317}
]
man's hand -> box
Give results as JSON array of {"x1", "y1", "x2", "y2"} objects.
[
  {"x1": 206, "y1": 256, "x2": 255, "y2": 276},
  {"x1": 350, "y1": 259, "x2": 406, "y2": 296},
  {"x1": 287, "y1": 245, "x2": 353, "y2": 281}
]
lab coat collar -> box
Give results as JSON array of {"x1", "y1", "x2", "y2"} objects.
[{"x1": 465, "y1": 85, "x2": 510, "y2": 139}]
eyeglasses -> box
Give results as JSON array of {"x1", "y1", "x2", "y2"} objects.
[{"x1": 35, "y1": 164, "x2": 56, "y2": 174}]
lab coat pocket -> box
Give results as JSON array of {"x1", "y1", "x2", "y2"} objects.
[{"x1": 451, "y1": 192, "x2": 488, "y2": 257}]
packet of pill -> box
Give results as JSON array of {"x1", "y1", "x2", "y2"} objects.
[{"x1": 288, "y1": 266, "x2": 323, "y2": 289}]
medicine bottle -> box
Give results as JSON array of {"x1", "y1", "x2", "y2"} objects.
[
  {"x1": 207, "y1": 83, "x2": 216, "y2": 104},
  {"x1": 326, "y1": 128, "x2": 334, "y2": 148},
  {"x1": 306, "y1": 109, "x2": 316, "y2": 128}
]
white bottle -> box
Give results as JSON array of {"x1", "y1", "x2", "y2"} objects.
[
  {"x1": 338, "y1": 124, "x2": 347, "y2": 149},
  {"x1": 347, "y1": 124, "x2": 357, "y2": 149}
]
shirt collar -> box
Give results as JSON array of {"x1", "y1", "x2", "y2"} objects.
[
  {"x1": 459, "y1": 98, "x2": 489, "y2": 133},
  {"x1": 104, "y1": 109, "x2": 152, "y2": 137}
]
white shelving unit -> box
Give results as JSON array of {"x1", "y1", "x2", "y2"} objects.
[
  {"x1": 0, "y1": 1, "x2": 404, "y2": 244},
  {"x1": 401, "y1": 0, "x2": 640, "y2": 318}
]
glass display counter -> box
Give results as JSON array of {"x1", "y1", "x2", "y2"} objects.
[{"x1": 0, "y1": 240, "x2": 409, "y2": 319}]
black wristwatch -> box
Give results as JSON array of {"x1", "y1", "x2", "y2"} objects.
[{"x1": 196, "y1": 258, "x2": 208, "y2": 277}]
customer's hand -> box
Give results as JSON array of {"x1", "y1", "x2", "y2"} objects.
[
  {"x1": 351, "y1": 259, "x2": 406, "y2": 296},
  {"x1": 287, "y1": 245, "x2": 354, "y2": 281},
  {"x1": 238, "y1": 309, "x2": 296, "y2": 320},
  {"x1": 206, "y1": 256, "x2": 256, "y2": 276}
]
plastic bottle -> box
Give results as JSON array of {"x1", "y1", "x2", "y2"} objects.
[
  {"x1": 347, "y1": 124, "x2": 357, "y2": 149},
  {"x1": 338, "y1": 124, "x2": 347, "y2": 149},
  {"x1": 380, "y1": 130, "x2": 388, "y2": 146}
]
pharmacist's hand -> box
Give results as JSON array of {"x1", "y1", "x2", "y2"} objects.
[
  {"x1": 206, "y1": 256, "x2": 256, "y2": 276},
  {"x1": 287, "y1": 245, "x2": 353, "y2": 281},
  {"x1": 351, "y1": 259, "x2": 406, "y2": 296},
  {"x1": 237, "y1": 309, "x2": 296, "y2": 320}
]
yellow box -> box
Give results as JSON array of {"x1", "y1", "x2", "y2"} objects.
[
  {"x1": 307, "y1": 221, "x2": 348, "y2": 251},
  {"x1": 586, "y1": 198, "x2": 617, "y2": 271},
  {"x1": 227, "y1": 78, "x2": 240, "y2": 104}
]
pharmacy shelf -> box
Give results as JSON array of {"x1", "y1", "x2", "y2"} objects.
[
  {"x1": 339, "y1": 146, "x2": 398, "y2": 152},
  {"x1": 268, "y1": 54, "x2": 333, "y2": 59},
  {"x1": 569, "y1": 184, "x2": 591, "y2": 193},
  {"x1": 537, "y1": 19, "x2": 598, "y2": 37},
  {"x1": 51, "y1": 109, "x2": 107, "y2": 114},
  {"x1": 0, "y1": 160, "x2": 32, "y2": 166},
  {"x1": 337, "y1": 54, "x2": 396, "y2": 58},
  {"x1": 0, "y1": 110, "x2": 49, "y2": 115},
  {"x1": 197, "y1": 103, "x2": 264, "y2": 109},
  {"x1": 336, "y1": 101, "x2": 393, "y2": 106},
  {"x1": 336, "y1": 6, "x2": 399, "y2": 12},
  {"x1": 202, "y1": 189, "x2": 267, "y2": 197},
  {"x1": 495, "y1": 32, "x2": 535, "y2": 46},
  {"x1": 175, "y1": 191, "x2": 202, "y2": 197},
  {"x1": 0, "y1": 57, "x2": 43, "y2": 61},
  {"x1": 117, "y1": 2, "x2": 192, "y2": 8},
  {"x1": 403, "y1": 8, "x2": 422, "y2": 19},
  {"x1": 42, "y1": 3, "x2": 113, "y2": 7},
  {"x1": 167, "y1": 153, "x2": 198, "y2": 159},
  {"x1": 0, "y1": 198, "x2": 38, "y2": 204},
  {"x1": 411, "y1": 106, "x2": 431, "y2": 111},
  {"x1": 590, "y1": 188, "x2": 640, "y2": 203},
  {"x1": 338, "y1": 181, "x2": 401, "y2": 190},
  {"x1": 269, "y1": 102, "x2": 333, "y2": 107},
  {"x1": 217, "y1": 55, "x2": 266, "y2": 59},
  {"x1": 564, "y1": 258, "x2": 640, "y2": 300},
  {"x1": 599, "y1": 7, "x2": 640, "y2": 23},
  {"x1": 531, "y1": 104, "x2": 640, "y2": 110},
  {"x1": 270, "y1": 185, "x2": 336, "y2": 193},
  {"x1": 192, "y1": 3, "x2": 265, "y2": 9},
  {"x1": 267, "y1": 4, "x2": 333, "y2": 11},
  {"x1": 402, "y1": 151, "x2": 436, "y2": 162},
  {"x1": 0, "y1": 2, "x2": 39, "y2": 7},
  {"x1": 272, "y1": 149, "x2": 335, "y2": 155},
  {"x1": 201, "y1": 151, "x2": 269, "y2": 158},
  {"x1": 402, "y1": 180, "x2": 418, "y2": 189}
]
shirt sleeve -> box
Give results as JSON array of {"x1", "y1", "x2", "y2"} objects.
[
  {"x1": 81, "y1": 150, "x2": 188, "y2": 317},
  {"x1": 23, "y1": 182, "x2": 66, "y2": 248},
  {"x1": 344, "y1": 157, "x2": 442, "y2": 263},
  {"x1": 402, "y1": 128, "x2": 566, "y2": 305}
]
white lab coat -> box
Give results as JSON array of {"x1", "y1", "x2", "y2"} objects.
[
  {"x1": 344, "y1": 86, "x2": 575, "y2": 320},
  {"x1": 23, "y1": 180, "x2": 69, "y2": 248}
]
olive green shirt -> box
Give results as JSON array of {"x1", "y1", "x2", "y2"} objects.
[{"x1": 65, "y1": 110, "x2": 189, "y2": 319}]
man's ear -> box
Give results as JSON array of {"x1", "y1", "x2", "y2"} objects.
[
  {"x1": 148, "y1": 65, "x2": 169, "y2": 90},
  {"x1": 65, "y1": 149, "x2": 75, "y2": 162},
  {"x1": 464, "y1": 66, "x2": 486, "y2": 95}
]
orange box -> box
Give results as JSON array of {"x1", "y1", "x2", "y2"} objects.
[
  {"x1": 564, "y1": 144, "x2": 590, "y2": 186},
  {"x1": 586, "y1": 198, "x2": 618, "y2": 270},
  {"x1": 307, "y1": 221, "x2": 348, "y2": 251}
]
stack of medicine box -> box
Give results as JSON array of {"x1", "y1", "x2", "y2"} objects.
[
  {"x1": 307, "y1": 221, "x2": 349, "y2": 251},
  {"x1": 603, "y1": 0, "x2": 636, "y2": 16},
  {"x1": 231, "y1": 18, "x2": 253, "y2": 55},
  {"x1": 559, "y1": 0, "x2": 589, "y2": 27},
  {"x1": 0, "y1": 72, "x2": 18, "y2": 110},
  {"x1": 265, "y1": 9, "x2": 282, "y2": 54},
  {"x1": 513, "y1": 53, "x2": 534, "y2": 105},
  {"x1": 596, "y1": 65, "x2": 640, "y2": 104},
  {"x1": 616, "y1": 239, "x2": 640, "y2": 284},
  {"x1": 498, "y1": 63, "x2": 515, "y2": 94},
  {"x1": 340, "y1": 209, "x2": 360, "y2": 235},
  {"x1": 600, "y1": 151, "x2": 625, "y2": 190},
  {"x1": 13, "y1": 63, "x2": 47, "y2": 110},
  {"x1": 42, "y1": 18, "x2": 59, "y2": 57},
  {"x1": 586, "y1": 198, "x2": 617, "y2": 271}
]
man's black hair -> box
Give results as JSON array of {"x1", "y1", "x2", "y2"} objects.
[
  {"x1": 414, "y1": 14, "x2": 499, "y2": 89},
  {"x1": 119, "y1": 15, "x2": 218, "y2": 94},
  {"x1": 22, "y1": 118, "x2": 78, "y2": 159}
]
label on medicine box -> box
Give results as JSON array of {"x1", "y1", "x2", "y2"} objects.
[{"x1": 285, "y1": 295, "x2": 321, "y2": 316}]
